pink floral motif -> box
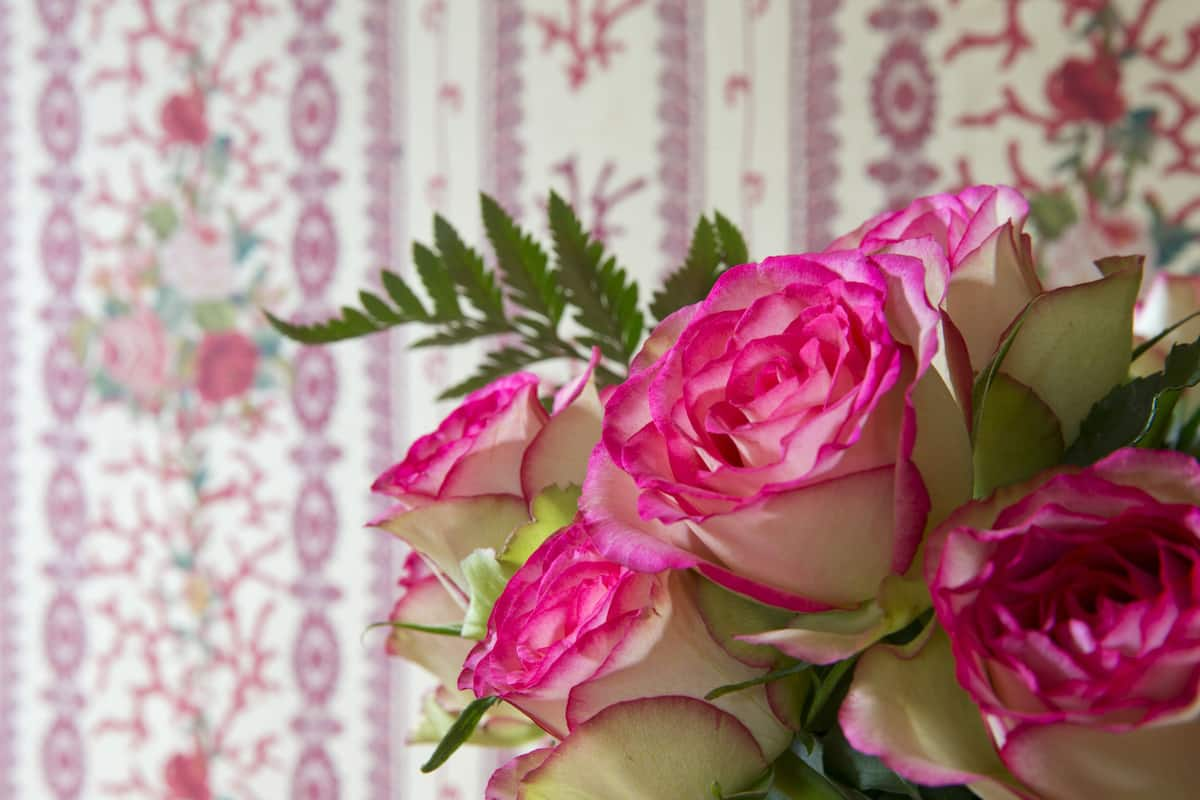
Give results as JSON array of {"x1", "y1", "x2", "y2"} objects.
[
  {"x1": 950, "y1": 0, "x2": 1200, "y2": 244},
  {"x1": 164, "y1": 748, "x2": 211, "y2": 800},
  {"x1": 160, "y1": 222, "x2": 236, "y2": 302},
  {"x1": 195, "y1": 331, "x2": 259, "y2": 404},
  {"x1": 161, "y1": 86, "x2": 209, "y2": 147},
  {"x1": 100, "y1": 310, "x2": 169, "y2": 408},
  {"x1": 81, "y1": 3, "x2": 291, "y2": 798},
  {"x1": 534, "y1": 0, "x2": 648, "y2": 90},
  {"x1": 550, "y1": 156, "x2": 646, "y2": 244}
]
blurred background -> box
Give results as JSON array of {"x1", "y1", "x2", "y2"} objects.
[{"x1": 3, "y1": 1, "x2": 1199, "y2": 798}]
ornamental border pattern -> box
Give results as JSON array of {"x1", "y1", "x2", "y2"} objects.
[
  {"x1": 866, "y1": 0, "x2": 940, "y2": 208},
  {"x1": 790, "y1": 0, "x2": 842, "y2": 250},
  {"x1": 656, "y1": 0, "x2": 706, "y2": 270},
  {"x1": 288, "y1": 0, "x2": 343, "y2": 796},
  {"x1": 37, "y1": 0, "x2": 88, "y2": 796},
  {"x1": 0, "y1": 0, "x2": 15, "y2": 795},
  {"x1": 364, "y1": 0, "x2": 405, "y2": 797},
  {"x1": 482, "y1": 0, "x2": 525, "y2": 218}
]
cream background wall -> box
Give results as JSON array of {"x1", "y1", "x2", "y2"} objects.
[{"x1": 2, "y1": 1, "x2": 1198, "y2": 798}]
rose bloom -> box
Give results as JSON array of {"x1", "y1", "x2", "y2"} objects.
[
  {"x1": 460, "y1": 523, "x2": 789, "y2": 755},
  {"x1": 374, "y1": 373, "x2": 547, "y2": 507},
  {"x1": 1046, "y1": 50, "x2": 1125, "y2": 125},
  {"x1": 160, "y1": 223, "x2": 236, "y2": 302},
  {"x1": 844, "y1": 449, "x2": 1200, "y2": 800},
  {"x1": 194, "y1": 330, "x2": 258, "y2": 404},
  {"x1": 100, "y1": 310, "x2": 169, "y2": 409},
  {"x1": 584, "y1": 249, "x2": 971, "y2": 632},
  {"x1": 830, "y1": 184, "x2": 1042, "y2": 373},
  {"x1": 374, "y1": 362, "x2": 603, "y2": 592},
  {"x1": 161, "y1": 86, "x2": 209, "y2": 147}
]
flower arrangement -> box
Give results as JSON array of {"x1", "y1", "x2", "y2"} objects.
[{"x1": 270, "y1": 185, "x2": 1200, "y2": 799}]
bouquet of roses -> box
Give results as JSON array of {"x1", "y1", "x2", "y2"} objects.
[{"x1": 269, "y1": 185, "x2": 1200, "y2": 799}]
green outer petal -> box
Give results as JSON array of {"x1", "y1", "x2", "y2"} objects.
[
  {"x1": 1002, "y1": 715, "x2": 1200, "y2": 800},
  {"x1": 839, "y1": 625, "x2": 1019, "y2": 791},
  {"x1": 694, "y1": 574, "x2": 794, "y2": 668},
  {"x1": 520, "y1": 376, "x2": 602, "y2": 500},
  {"x1": 972, "y1": 373, "x2": 1064, "y2": 498},
  {"x1": 909, "y1": 368, "x2": 973, "y2": 527},
  {"x1": 738, "y1": 575, "x2": 929, "y2": 665},
  {"x1": 374, "y1": 495, "x2": 530, "y2": 591},
  {"x1": 999, "y1": 265, "x2": 1140, "y2": 444},
  {"x1": 944, "y1": 222, "x2": 1042, "y2": 373},
  {"x1": 517, "y1": 696, "x2": 768, "y2": 800},
  {"x1": 460, "y1": 549, "x2": 509, "y2": 640},
  {"x1": 499, "y1": 486, "x2": 580, "y2": 571}
]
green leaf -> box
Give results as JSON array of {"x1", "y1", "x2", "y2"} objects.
[
  {"x1": 766, "y1": 750, "x2": 849, "y2": 800},
  {"x1": 706, "y1": 662, "x2": 812, "y2": 701},
  {"x1": 380, "y1": 269, "x2": 432, "y2": 319},
  {"x1": 264, "y1": 307, "x2": 383, "y2": 344},
  {"x1": 364, "y1": 620, "x2": 464, "y2": 637},
  {"x1": 1132, "y1": 310, "x2": 1200, "y2": 362},
  {"x1": 480, "y1": 193, "x2": 564, "y2": 326},
  {"x1": 714, "y1": 211, "x2": 749, "y2": 267},
  {"x1": 547, "y1": 191, "x2": 644, "y2": 363},
  {"x1": 358, "y1": 290, "x2": 403, "y2": 325},
  {"x1": 651, "y1": 216, "x2": 721, "y2": 322},
  {"x1": 420, "y1": 695, "x2": 500, "y2": 773},
  {"x1": 434, "y1": 213, "x2": 506, "y2": 321},
  {"x1": 820, "y1": 726, "x2": 921, "y2": 799},
  {"x1": 805, "y1": 658, "x2": 857, "y2": 731},
  {"x1": 437, "y1": 344, "x2": 545, "y2": 400},
  {"x1": 412, "y1": 240, "x2": 463, "y2": 321},
  {"x1": 1065, "y1": 332, "x2": 1200, "y2": 465},
  {"x1": 144, "y1": 201, "x2": 179, "y2": 240}
]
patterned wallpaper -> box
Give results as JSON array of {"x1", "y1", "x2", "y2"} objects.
[{"x1": 2, "y1": 1, "x2": 1199, "y2": 798}]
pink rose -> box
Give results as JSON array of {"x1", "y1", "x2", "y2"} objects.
[
  {"x1": 161, "y1": 87, "x2": 209, "y2": 147},
  {"x1": 160, "y1": 223, "x2": 235, "y2": 301},
  {"x1": 463, "y1": 524, "x2": 790, "y2": 796},
  {"x1": 374, "y1": 373, "x2": 547, "y2": 505},
  {"x1": 844, "y1": 449, "x2": 1200, "y2": 800},
  {"x1": 831, "y1": 184, "x2": 1043, "y2": 372},
  {"x1": 163, "y1": 748, "x2": 209, "y2": 800},
  {"x1": 194, "y1": 331, "x2": 258, "y2": 404},
  {"x1": 584, "y1": 252, "x2": 971, "y2": 653},
  {"x1": 101, "y1": 310, "x2": 169, "y2": 408},
  {"x1": 829, "y1": 184, "x2": 1029, "y2": 269},
  {"x1": 374, "y1": 358, "x2": 603, "y2": 592},
  {"x1": 387, "y1": 551, "x2": 541, "y2": 747}
]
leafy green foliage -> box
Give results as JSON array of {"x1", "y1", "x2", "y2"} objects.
[
  {"x1": 650, "y1": 212, "x2": 752, "y2": 322},
  {"x1": 266, "y1": 191, "x2": 718, "y2": 398},
  {"x1": 1065, "y1": 332, "x2": 1200, "y2": 465},
  {"x1": 421, "y1": 695, "x2": 501, "y2": 773},
  {"x1": 706, "y1": 661, "x2": 811, "y2": 701},
  {"x1": 479, "y1": 193, "x2": 565, "y2": 330},
  {"x1": 547, "y1": 191, "x2": 644, "y2": 362}
]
